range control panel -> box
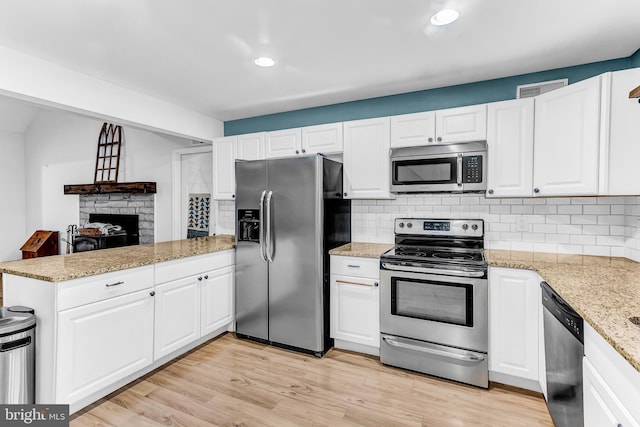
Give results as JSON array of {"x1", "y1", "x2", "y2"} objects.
[{"x1": 394, "y1": 218, "x2": 484, "y2": 237}]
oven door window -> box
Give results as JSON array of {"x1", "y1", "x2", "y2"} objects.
[
  {"x1": 391, "y1": 277, "x2": 473, "y2": 327},
  {"x1": 392, "y1": 157, "x2": 457, "y2": 185}
]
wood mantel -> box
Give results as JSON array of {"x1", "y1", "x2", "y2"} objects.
[{"x1": 64, "y1": 182, "x2": 157, "y2": 195}]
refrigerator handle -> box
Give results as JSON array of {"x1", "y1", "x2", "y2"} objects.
[
  {"x1": 265, "y1": 190, "x2": 274, "y2": 263},
  {"x1": 259, "y1": 190, "x2": 267, "y2": 261}
]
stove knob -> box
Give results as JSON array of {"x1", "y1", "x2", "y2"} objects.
[
  {"x1": 407, "y1": 223, "x2": 413, "y2": 228},
  {"x1": 472, "y1": 224, "x2": 478, "y2": 231},
  {"x1": 462, "y1": 224, "x2": 469, "y2": 231},
  {"x1": 398, "y1": 222, "x2": 405, "y2": 228}
]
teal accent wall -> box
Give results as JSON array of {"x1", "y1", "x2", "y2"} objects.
[{"x1": 225, "y1": 55, "x2": 637, "y2": 136}]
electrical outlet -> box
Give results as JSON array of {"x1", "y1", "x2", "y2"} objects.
[{"x1": 516, "y1": 216, "x2": 529, "y2": 232}]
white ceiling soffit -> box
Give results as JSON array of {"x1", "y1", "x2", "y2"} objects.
[
  {"x1": 0, "y1": 96, "x2": 40, "y2": 133},
  {"x1": 0, "y1": 0, "x2": 639, "y2": 121}
]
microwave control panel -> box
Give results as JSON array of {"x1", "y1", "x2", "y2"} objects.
[{"x1": 462, "y1": 155, "x2": 483, "y2": 183}]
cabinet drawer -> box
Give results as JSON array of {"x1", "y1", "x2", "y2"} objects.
[
  {"x1": 58, "y1": 266, "x2": 154, "y2": 311},
  {"x1": 331, "y1": 256, "x2": 379, "y2": 279},
  {"x1": 155, "y1": 250, "x2": 234, "y2": 284}
]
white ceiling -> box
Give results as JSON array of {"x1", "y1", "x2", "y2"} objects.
[{"x1": 1, "y1": 0, "x2": 640, "y2": 122}]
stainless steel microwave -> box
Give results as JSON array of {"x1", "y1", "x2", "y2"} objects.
[{"x1": 390, "y1": 141, "x2": 487, "y2": 193}]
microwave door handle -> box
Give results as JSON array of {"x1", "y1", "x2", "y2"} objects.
[
  {"x1": 259, "y1": 190, "x2": 267, "y2": 261},
  {"x1": 456, "y1": 154, "x2": 463, "y2": 186}
]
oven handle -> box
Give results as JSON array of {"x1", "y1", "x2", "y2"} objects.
[
  {"x1": 381, "y1": 262, "x2": 485, "y2": 278},
  {"x1": 382, "y1": 336, "x2": 486, "y2": 363}
]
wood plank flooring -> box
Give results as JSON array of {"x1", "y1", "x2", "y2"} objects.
[{"x1": 71, "y1": 333, "x2": 553, "y2": 426}]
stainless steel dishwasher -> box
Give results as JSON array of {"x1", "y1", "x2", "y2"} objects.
[{"x1": 541, "y1": 281, "x2": 584, "y2": 427}]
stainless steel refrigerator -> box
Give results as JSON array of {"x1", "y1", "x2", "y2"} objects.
[{"x1": 235, "y1": 155, "x2": 350, "y2": 356}]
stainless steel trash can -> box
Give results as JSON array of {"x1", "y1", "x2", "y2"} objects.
[{"x1": 0, "y1": 306, "x2": 36, "y2": 404}]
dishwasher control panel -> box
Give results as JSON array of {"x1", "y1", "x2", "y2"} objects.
[{"x1": 541, "y1": 281, "x2": 584, "y2": 343}]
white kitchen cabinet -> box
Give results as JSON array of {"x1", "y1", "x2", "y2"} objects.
[
  {"x1": 153, "y1": 276, "x2": 201, "y2": 360},
  {"x1": 390, "y1": 111, "x2": 436, "y2": 148},
  {"x1": 330, "y1": 256, "x2": 380, "y2": 355},
  {"x1": 56, "y1": 288, "x2": 154, "y2": 406},
  {"x1": 435, "y1": 104, "x2": 487, "y2": 144},
  {"x1": 390, "y1": 105, "x2": 487, "y2": 148},
  {"x1": 599, "y1": 67, "x2": 640, "y2": 195},
  {"x1": 201, "y1": 265, "x2": 234, "y2": 335},
  {"x1": 488, "y1": 267, "x2": 541, "y2": 391},
  {"x1": 533, "y1": 75, "x2": 601, "y2": 196},
  {"x1": 301, "y1": 122, "x2": 343, "y2": 154},
  {"x1": 212, "y1": 136, "x2": 236, "y2": 200},
  {"x1": 265, "y1": 128, "x2": 302, "y2": 158},
  {"x1": 343, "y1": 117, "x2": 393, "y2": 199},
  {"x1": 584, "y1": 322, "x2": 640, "y2": 426},
  {"x1": 486, "y1": 98, "x2": 534, "y2": 197},
  {"x1": 236, "y1": 132, "x2": 265, "y2": 160}
]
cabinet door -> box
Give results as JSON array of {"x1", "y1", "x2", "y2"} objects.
[
  {"x1": 533, "y1": 75, "x2": 601, "y2": 196},
  {"x1": 265, "y1": 128, "x2": 302, "y2": 158},
  {"x1": 390, "y1": 111, "x2": 436, "y2": 148},
  {"x1": 301, "y1": 123, "x2": 343, "y2": 154},
  {"x1": 486, "y1": 98, "x2": 534, "y2": 197},
  {"x1": 154, "y1": 277, "x2": 201, "y2": 360},
  {"x1": 435, "y1": 104, "x2": 487, "y2": 144},
  {"x1": 212, "y1": 136, "x2": 236, "y2": 200},
  {"x1": 56, "y1": 289, "x2": 154, "y2": 405},
  {"x1": 201, "y1": 266, "x2": 234, "y2": 336},
  {"x1": 488, "y1": 267, "x2": 539, "y2": 383},
  {"x1": 343, "y1": 117, "x2": 392, "y2": 199},
  {"x1": 237, "y1": 132, "x2": 265, "y2": 161},
  {"x1": 330, "y1": 274, "x2": 379, "y2": 348},
  {"x1": 600, "y1": 68, "x2": 640, "y2": 195},
  {"x1": 584, "y1": 358, "x2": 640, "y2": 427}
]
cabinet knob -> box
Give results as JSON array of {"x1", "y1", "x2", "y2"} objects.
[
  {"x1": 374, "y1": 282, "x2": 379, "y2": 287},
  {"x1": 149, "y1": 291, "x2": 155, "y2": 297},
  {"x1": 295, "y1": 150, "x2": 299, "y2": 154},
  {"x1": 428, "y1": 137, "x2": 433, "y2": 143},
  {"x1": 488, "y1": 189, "x2": 494, "y2": 194},
  {"x1": 301, "y1": 149, "x2": 306, "y2": 153},
  {"x1": 534, "y1": 188, "x2": 540, "y2": 194},
  {"x1": 343, "y1": 192, "x2": 347, "y2": 197},
  {"x1": 437, "y1": 137, "x2": 442, "y2": 142},
  {"x1": 232, "y1": 194, "x2": 235, "y2": 198},
  {"x1": 203, "y1": 275, "x2": 208, "y2": 280},
  {"x1": 198, "y1": 276, "x2": 203, "y2": 281}
]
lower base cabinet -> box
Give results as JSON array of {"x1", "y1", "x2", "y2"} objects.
[
  {"x1": 201, "y1": 266, "x2": 234, "y2": 335},
  {"x1": 330, "y1": 255, "x2": 380, "y2": 355},
  {"x1": 56, "y1": 288, "x2": 155, "y2": 404}
]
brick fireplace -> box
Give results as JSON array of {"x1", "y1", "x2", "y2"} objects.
[{"x1": 79, "y1": 193, "x2": 154, "y2": 244}]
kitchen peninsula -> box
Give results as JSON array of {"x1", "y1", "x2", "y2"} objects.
[{"x1": 0, "y1": 235, "x2": 236, "y2": 413}]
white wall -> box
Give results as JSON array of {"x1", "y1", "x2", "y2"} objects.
[
  {"x1": 0, "y1": 130, "x2": 26, "y2": 261},
  {"x1": 24, "y1": 110, "x2": 192, "y2": 250}
]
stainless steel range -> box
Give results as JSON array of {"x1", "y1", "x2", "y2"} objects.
[{"x1": 379, "y1": 218, "x2": 488, "y2": 388}]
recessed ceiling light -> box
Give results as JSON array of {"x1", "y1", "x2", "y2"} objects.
[
  {"x1": 430, "y1": 9, "x2": 459, "y2": 26},
  {"x1": 254, "y1": 57, "x2": 276, "y2": 67}
]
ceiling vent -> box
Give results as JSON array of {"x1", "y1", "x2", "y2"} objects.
[{"x1": 516, "y1": 79, "x2": 568, "y2": 99}]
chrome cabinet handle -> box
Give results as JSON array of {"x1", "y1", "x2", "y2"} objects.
[
  {"x1": 259, "y1": 190, "x2": 267, "y2": 261},
  {"x1": 266, "y1": 190, "x2": 274, "y2": 263},
  {"x1": 347, "y1": 264, "x2": 360, "y2": 268},
  {"x1": 105, "y1": 281, "x2": 124, "y2": 287},
  {"x1": 336, "y1": 279, "x2": 373, "y2": 287}
]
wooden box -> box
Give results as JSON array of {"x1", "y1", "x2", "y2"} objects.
[{"x1": 21, "y1": 230, "x2": 59, "y2": 259}]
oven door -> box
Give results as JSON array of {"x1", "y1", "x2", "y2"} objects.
[{"x1": 379, "y1": 267, "x2": 488, "y2": 352}]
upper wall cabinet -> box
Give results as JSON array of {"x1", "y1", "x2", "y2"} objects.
[
  {"x1": 533, "y1": 75, "x2": 601, "y2": 196},
  {"x1": 301, "y1": 122, "x2": 343, "y2": 155},
  {"x1": 486, "y1": 98, "x2": 534, "y2": 198},
  {"x1": 212, "y1": 136, "x2": 236, "y2": 200},
  {"x1": 265, "y1": 128, "x2": 302, "y2": 158},
  {"x1": 599, "y1": 67, "x2": 640, "y2": 195},
  {"x1": 236, "y1": 132, "x2": 265, "y2": 161},
  {"x1": 390, "y1": 104, "x2": 487, "y2": 148},
  {"x1": 343, "y1": 117, "x2": 392, "y2": 199}
]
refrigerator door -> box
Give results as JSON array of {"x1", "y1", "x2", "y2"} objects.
[
  {"x1": 235, "y1": 160, "x2": 269, "y2": 341},
  {"x1": 267, "y1": 156, "x2": 324, "y2": 352}
]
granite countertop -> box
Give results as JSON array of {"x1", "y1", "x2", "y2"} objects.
[
  {"x1": 486, "y1": 249, "x2": 640, "y2": 373},
  {"x1": 0, "y1": 235, "x2": 235, "y2": 282},
  {"x1": 329, "y1": 242, "x2": 394, "y2": 258}
]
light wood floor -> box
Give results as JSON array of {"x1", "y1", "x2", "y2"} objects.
[{"x1": 71, "y1": 333, "x2": 553, "y2": 426}]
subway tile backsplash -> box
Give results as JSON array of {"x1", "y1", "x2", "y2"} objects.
[{"x1": 216, "y1": 195, "x2": 640, "y2": 262}]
